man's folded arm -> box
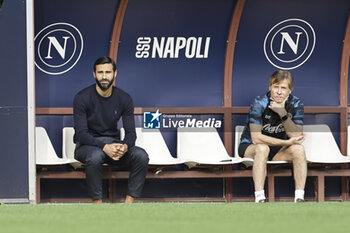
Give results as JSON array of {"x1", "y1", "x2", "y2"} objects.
[{"x1": 73, "y1": 95, "x2": 105, "y2": 149}]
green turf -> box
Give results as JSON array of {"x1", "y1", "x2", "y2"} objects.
[{"x1": 0, "y1": 202, "x2": 349, "y2": 233}]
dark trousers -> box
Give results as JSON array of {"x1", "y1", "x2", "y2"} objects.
[{"x1": 75, "y1": 137, "x2": 149, "y2": 200}]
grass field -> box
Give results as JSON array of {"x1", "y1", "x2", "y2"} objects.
[{"x1": 0, "y1": 202, "x2": 349, "y2": 233}]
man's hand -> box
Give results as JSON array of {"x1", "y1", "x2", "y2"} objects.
[
  {"x1": 287, "y1": 133, "x2": 306, "y2": 145},
  {"x1": 103, "y1": 144, "x2": 119, "y2": 160},
  {"x1": 103, "y1": 143, "x2": 128, "y2": 161},
  {"x1": 269, "y1": 97, "x2": 287, "y2": 117},
  {"x1": 114, "y1": 143, "x2": 128, "y2": 159}
]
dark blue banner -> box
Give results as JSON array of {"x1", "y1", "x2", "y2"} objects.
[
  {"x1": 117, "y1": 0, "x2": 236, "y2": 107},
  {"x1": 232, "y1": 0, "x2": 350, "y2": 106},
  {"x1": 35, "y1": 0, "x2": 120, "y2": 107},
  {"x1": 35, "y1": 0, "x2": 236, "y2": 108}
]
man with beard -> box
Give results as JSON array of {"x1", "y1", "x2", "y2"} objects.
[
  {"x1": 238, "y1": 70, "x2": 306, "y2": 203},
  {"x1": 73, "y1": 56, "x2": 149, "y2": 204}
]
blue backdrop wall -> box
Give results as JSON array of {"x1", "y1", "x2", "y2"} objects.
[
  {"x1": 233, "y1": 0, "x2": 349, "y2": 107},
  {"x1": 35, "y1": 0, "x2": 120, "y2": 107},
  {"x1": 34, "y1": 0, "x2": 350, "y2": 200}
]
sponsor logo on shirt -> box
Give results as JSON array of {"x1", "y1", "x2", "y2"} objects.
[{"x1": 262, "y1": 123, "x2": 285, "y2": 134}]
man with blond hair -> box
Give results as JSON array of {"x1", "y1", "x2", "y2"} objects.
[{"x1": 239, "y1": 70, "x2": 306, "y2": 203}]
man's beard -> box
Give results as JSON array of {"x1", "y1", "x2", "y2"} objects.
[{"x1": 96, "y1": 77, "x2": 114, "y2": 91}]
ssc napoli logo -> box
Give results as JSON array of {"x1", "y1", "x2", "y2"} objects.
[
  {"x1": 34, "y1": 22, "x2": 84, "y2": 75},
  {"x1": 263, "y1": 18, "x2": 316, "y2": 70}
]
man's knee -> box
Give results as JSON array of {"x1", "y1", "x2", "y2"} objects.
[
  {"x1": 130, "y1": 147, "x2": 149, "y2": 165},
  {"x1": 289, "y1": 144, "x2": 306, "y2": 161},
  {"x1": 254, "y1": 144, "x2": 270, "y2": 161},
  {"x1": 85, "y1": 149, "x2": 105, "y2": 166}
]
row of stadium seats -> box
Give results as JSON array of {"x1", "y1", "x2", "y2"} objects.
[
  {"x1": 36, "y1": 126, "x2": 242, "y2": 168},
  {"x1": 36, "y1": 124, "x2": 350, "y2": 168}
]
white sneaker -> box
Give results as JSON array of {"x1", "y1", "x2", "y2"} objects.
[
  {"x1": 255, "y1": 190, "x2": 266, "y2": 203},
  {"x1": 294, "y1": 190, "x2": 305, "y2": 203}
]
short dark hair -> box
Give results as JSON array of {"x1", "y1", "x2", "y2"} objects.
[
  {"x1": 269, "y1": 70, "x2": 294, "y2": 90},
  {"x1": 93, "y1": 56, "x2": 116, "y2": 72}
]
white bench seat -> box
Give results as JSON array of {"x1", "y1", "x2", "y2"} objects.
[{"x1": 177, "y1": 127, "x2": 242, "y2": 167}]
